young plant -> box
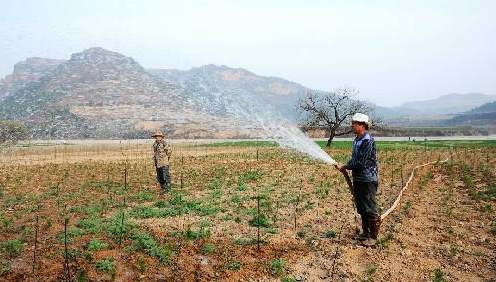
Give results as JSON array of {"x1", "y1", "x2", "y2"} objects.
[
  {"x1": 226, "y1": 261, "x2": 241, "y2": 271},
  {"x1": 270, "y1": 258, "x2": 287, "y2": 276},
  {"x1": 87, "y1": 239, "x2": 109, "y2": 251},
  {"x1": 95, "y1": 258, "x2": 116, "y2": 276}
]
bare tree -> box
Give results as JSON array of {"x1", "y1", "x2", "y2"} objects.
[{"x1": 298, "y1": 87, "x2": 377, "y2": 147}]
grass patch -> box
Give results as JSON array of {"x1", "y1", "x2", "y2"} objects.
[
  {"x1": 202, "y1": 141, "x2": 277, "y2": 148},
  {"x1": 479, "y1": 204, "x2": 493, "y2": 213},
  {"x1": 131, "y1": 193, "x2": 220, "y2": 219},
  {"x1": 133, "y1": 190, "x2": 156, "y2": 202},
  {"x1": 106, "y1": 212, "x2": 136, "y2": 242},
  {"x1": 201, "y1": 243, "x2": 216, "y2": 255},
  {"x1": 226, "y1": 261, "x2": 241, "y2": 270},
  {"x1": 0, "y1": 260, "x2": 11, "y2": 276},
  {"x1": 366, "y1": 264, "x2": 377, "y2": 275},
  {"x1": 376, "y1": 233, "x2": 394, "y2": 249},
  {"x1": 490, "y1": 221, "x2": 496, "y2": 236},
  {"x1": 233, "y1": 237, "x2": 253, "y2": 246},
  {"x1": 474, "y1": 186, "x2": 496, "y2": 201},
  {"x1": 131, "y1": 231, "x2": 173, "y2": 264},
  {"x1": 87, "y1": 239, "x2": 109, "y2": 251},
  {"x1": 95, "y1": 258, "x2": 116, "y2": 276},
  {"x1": 324, "y1": 229, "x2": 337, "y2": 238},
  {"x1": 0, "y1": 239, "x2": 24, "y2": 257},
  {"x1": 432, "y1": 268, "x2": 446, "y2": 282},
  {"x1": 249, "y1": 214, "x2": 272, "y2": 228},
  {"x1": 315, "y1": 180, "x2": 332, "y2": 199},
  {"x1": 401, "y1": 200, "x2": 413, "y2": 215},
  {"x1": 239, "y1": 170, "x2": 262, "y2": 182},
  {"x1": 281, "y1": 276, "x2": 297, "y2": 282},
  {"x1": 184, "y1": 225, "x2": 211, "y2": 240},
  {"x1": 77, "y1": 217, "x2": 104, "y2": 234},
  {"x1": 270, "y1": 258, "x2": 287, "y2": 276},
  {"x1": 57, "y1": 227, "x2": 85, "y2": 243}
]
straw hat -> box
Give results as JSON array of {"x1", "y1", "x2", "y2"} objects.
[{"x1": 151, "y1": 130, "x2": 165, "y2": 138}]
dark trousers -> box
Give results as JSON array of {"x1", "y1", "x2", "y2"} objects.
[
  {"x1": 352, "y1": 181, "x2": 379, "y2": 219},
  {"x1": 156, "y1": 165, "x2": 171, "y2": 191}
]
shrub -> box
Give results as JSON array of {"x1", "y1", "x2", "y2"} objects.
[
  {"x1": 95, "y1": 258, "x2": 116, "y2": 275},
  {"x1": 0, "y1": 120, "x2": 29, "y2": 144},
  {"x1": 325, "y1": 229, "x2": 337, "y2": 238},
  {"x1": 201, "y1": 243, "x2": 215, "y2": 255},
  {"x1": 270, "y1": 258, "x2": 286, "y2": 276},
  {"x1": 131, "y1": 231, "x2": 172, "y2": 264},
  {"x1": 226, "y1": 261, "x2": 241, "y2": 270},
  {"x1": 106, "y1": 212, "x2": 136, "y2": 242},
  {"x1": 1, "y1": 239, "x2": 23, "y2": 257},
  {"x1": 432, "y1": 268, "x2": 446, "y2": 282},
  {"x1": 87, "y1": 239, "x2": 109, "y2": 251},
  {"x1": 77, "y1": 217, "x2": 103, "y2": 234},
  {"x1": 249, "y1": 214, "x2": 272, "y2": 228}
]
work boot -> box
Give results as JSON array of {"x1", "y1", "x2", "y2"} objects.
[
  {"x1": 362, "y1": 216, "x2": 381, "y2": 247},
  {"x1": 362, "y1": 237, "x2": 376, "y2": 247},
  {"x1": 160, "y1": 183, "x2": 169, "y2": 194},
  {"x1": 165, "y1": 181, "x2": 172, "y2": 193},
  {"x1": 370, "y1": 216, "x2": 381, "y2": 240},
  {"x1": 353, "y1": 217, "x2": 369, "y2": 241}
]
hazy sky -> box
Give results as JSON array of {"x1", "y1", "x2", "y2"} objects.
[{"x1": 1, "y1": 0, "x2": 495, "y2": 106}]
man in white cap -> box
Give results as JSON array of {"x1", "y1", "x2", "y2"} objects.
[
  {"x1": 335, "y1": 113, "x2": 380, "y2": 247},
  {"x1": 152, "y1": 131, "x2": 173, "y2": 193}
]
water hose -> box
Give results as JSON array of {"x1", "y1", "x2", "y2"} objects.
[{"x1": 339, "y1": 170, "x2": 360, "y2": 234}]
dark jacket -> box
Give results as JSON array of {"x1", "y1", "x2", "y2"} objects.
[{"x1": 344, "y1": 132, "x2": 378, "y2": 182}]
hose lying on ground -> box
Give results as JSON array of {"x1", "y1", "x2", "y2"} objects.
[{"x1": 380, "y1": 158, "x2": 449, "y2": 220}]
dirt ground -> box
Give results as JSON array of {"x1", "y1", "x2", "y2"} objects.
[
  {"x1": 0, "y1": 143, "x2": 494, "y2": 281},
  {"x1": 290, "y1": 164, "x2": 495, "y2": 281}
]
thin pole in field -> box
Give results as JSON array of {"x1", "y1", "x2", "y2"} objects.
[
  {"x1": 32, "y1": 215, "x2": 39, "y2": 273},
  {"x1": 257, "y1": 195, "x2": 261, "y2": 252},
  {"x1": 63, "y1": 218, "x2": 70, "y2": 280}
]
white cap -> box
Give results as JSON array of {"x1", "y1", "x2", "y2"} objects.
[{"x1": 352, "y1": 113, "x2": 370, "y2": 125}]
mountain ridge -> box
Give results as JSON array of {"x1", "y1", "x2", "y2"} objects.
[{"x1": 0, "y1": 47, "x2": 493, "y2": 138}]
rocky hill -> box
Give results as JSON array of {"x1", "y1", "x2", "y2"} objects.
[
  {"x1": 1, "y1": 47, "x2": 494, "y2": 139},
  {"x1": 0, "y1": 48, "x2": 304, "y2": 139},
  {"x1": 0, "y1": 48, "x2": 219, "y2": 138},
  {"x1": 0, "y1": 57, "x2": 65, "y2": 102},
  {"x1": 149, "y1": 64, "x2": 307, "y2": 119}
]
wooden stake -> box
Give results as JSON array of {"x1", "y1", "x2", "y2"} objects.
[
  {"x1": 32, "y1": 215, "x2": 39, "y2": 273},
  {"x1": 257, "y1": 196, "x2": 261, "y2": 252},
  {"x1": 124, "y1": 166, "x2": 128, "y2": 191},
  {"x1": 401, "y1": 164, "x2": 404, "y2": 187},
  {"x1": 63, "y1": 218, "x2": 70, "y2": 280}
]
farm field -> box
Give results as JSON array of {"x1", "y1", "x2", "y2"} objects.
[{"x1": 0, "y1": 140, "x2": 494, "y2": 281}]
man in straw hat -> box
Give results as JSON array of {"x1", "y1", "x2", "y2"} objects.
[
  {"x1": 152, "y1": 130, "x2": 173, "y2": 193},
  {"x1": 334, "y1": 113, "x2": 381, "y2": 247}
]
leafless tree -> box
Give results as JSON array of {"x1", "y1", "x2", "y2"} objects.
[{"x1": 298, "y1": 87, "x2": 379, "y2": 147}]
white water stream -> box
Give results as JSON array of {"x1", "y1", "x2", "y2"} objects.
[{"x1": 224, "y1": 92, "x2": 337, "y2": 165}]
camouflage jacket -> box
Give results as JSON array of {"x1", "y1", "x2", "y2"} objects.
[{"x1": 153, "y1": 140, "x2": 172, "y2": 167}]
